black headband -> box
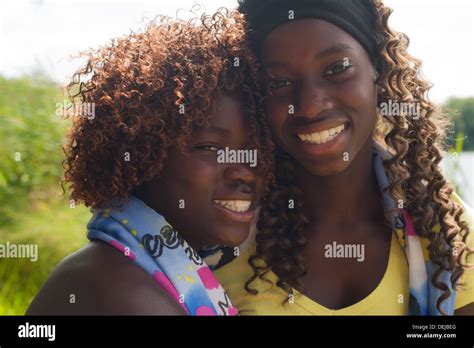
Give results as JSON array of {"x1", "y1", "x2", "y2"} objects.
[{"x1": 238, "y1": 0, "x2": 378, "y2": 58}]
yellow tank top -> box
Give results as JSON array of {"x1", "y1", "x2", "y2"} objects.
[{"x1": 215, "y1": 203, "x2": 474, "y2": 315}]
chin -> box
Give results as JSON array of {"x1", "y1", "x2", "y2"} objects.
[
  {"x1": 213, "y1": 226, "x2": 250, "y2": 248},
  {"x1": 303, "y1": 158, "x2": 351, "y2": 177}
]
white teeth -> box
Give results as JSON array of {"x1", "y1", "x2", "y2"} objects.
[
  {"x1": 214, "y1": 200, "x2": 251, "y2": 213},
  {"x1": 297, "y1": 124, "x2": 345, "y2": 144}
]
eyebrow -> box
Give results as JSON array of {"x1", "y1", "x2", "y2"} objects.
[
  {"x1": 315, "y1": 43, "x2": 354, "y2": 59},
  {"x1": 193, "y1": 125, "x2": 231, "y2": 136},
  {"x1": 265, "y1": 43, "x2": 354, "y2": 69}
]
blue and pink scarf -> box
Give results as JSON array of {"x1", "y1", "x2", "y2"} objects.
[{"x1": 87, "y1": 198, "x2": 238, "y2": 316}]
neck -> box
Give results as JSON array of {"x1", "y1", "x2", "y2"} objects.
[
  {"x1": 133, "y1": 189, "x2": 204, "y2": 252},
  {"x1": 296, "y1": 139, "x2": 382, "y2": 226}
]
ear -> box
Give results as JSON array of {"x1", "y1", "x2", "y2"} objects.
[
  {"x1": 371, "y1": 64, "x2": 379, "y2": 81},
  {"x1": 371, "y1": 65, "x2": 380, "y2": 104}
]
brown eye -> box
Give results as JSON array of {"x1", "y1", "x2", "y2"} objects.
[
  {"x1": 269, "y1": 80, "x2": 292, "y2": 89},
  {"x1": 195, "y1": 144, "x2": 220, "y2": 151},
  {"x1": 267, "y1": 79, "x2": 294, "y2": 97},
  {"x1": 325, "y1": 59, "x2": 353, "y2": 76}
]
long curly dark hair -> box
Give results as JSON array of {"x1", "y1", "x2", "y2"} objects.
[
  {"x1": 245, "y1": 0, "x2": 473, "y2": 315},
  {"x1": 62, "y1": 8, "x2": 275, "y2": 209}
]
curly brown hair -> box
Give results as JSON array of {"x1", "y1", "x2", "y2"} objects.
[
  {"x1": 245, "y1": 0, "x2": 473, "y2": 315},
  {"x1": 62, "y1": 8, "x2": 275, "y2": 209}
]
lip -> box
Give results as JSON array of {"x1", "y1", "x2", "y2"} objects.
[
  {"x1": 292, "y1": 122, "x2": 350, "y2": 158},
  {"x1": 213, "y1": 199, "x2": 257, "y2": 224}
]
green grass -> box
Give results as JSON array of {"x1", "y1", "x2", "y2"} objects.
[{"x1": 0, "y1": 193, "x2": 90, "y2": 315}]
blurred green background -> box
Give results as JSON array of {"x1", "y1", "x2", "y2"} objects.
[
  {"x1": 0, "y1": 73, "x2": 473, "y2": 315},
  {"x1": 0, "y1": 74, "x2": 90, "y2": 315}
]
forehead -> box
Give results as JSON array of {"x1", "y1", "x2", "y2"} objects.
[
  {"x1": 195, "y1": 94, "x2": 249, "y2": 132},
  {"x1": 261, "y1": 18, "x2": 364, "y2": 65}
]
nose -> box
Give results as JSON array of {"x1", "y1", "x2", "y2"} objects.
[
  {"x1": 295, "y1": 78, "x2": 333, "y2": 119},
  {"x1": 223, "y1": 164, "x2": 258, "y2": 193}
]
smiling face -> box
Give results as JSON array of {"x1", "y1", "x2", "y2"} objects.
[
  {"x1": 136, "y1": 95, "x2": 263, "y2": 250},
  {"x1": 261, "y1": 19, "x2": 378, "y2": 176}
]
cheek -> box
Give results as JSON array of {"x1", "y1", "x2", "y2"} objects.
[
  {"x1": 175, "y1": 160, "x2": 218, "y2": 198},
  {"x1": 157, "y1": 156, "x2": 219, "y2": 209},
  {"x1": 338, "y1": 75, "x2": 375, "y2": 106},
  {"x1": 265, "y1": 98, "x2": 290, "y2": 143},
  {"x1": 336, "y1": 75, "x2": 377, "y2": 128}
]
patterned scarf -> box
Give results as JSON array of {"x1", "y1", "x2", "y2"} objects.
[
  {"x1": 87, "y1": 197, "x2": 238, "y2": 316},
  {"x1": 373, "y1": 142, "x2": 456, "y2": 315}
]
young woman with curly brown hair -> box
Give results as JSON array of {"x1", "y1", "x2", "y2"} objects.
[
  {"x1": 25, "y1": 9, "x2": 274, "y2": 316},
  {"x1": 215, "y1": 0, "x2": 474, "y2": 315}
]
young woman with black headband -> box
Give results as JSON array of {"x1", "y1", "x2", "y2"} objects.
[{"x1": 215, "y1": 0, "x2": 474, "y2": 315}]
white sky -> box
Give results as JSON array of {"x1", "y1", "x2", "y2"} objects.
[{"x1": 0, "y1": 0, "x2": 472, "y2": 103}]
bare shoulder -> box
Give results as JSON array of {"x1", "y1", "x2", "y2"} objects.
[{"x1": 25, "y1": 240, "x2": 186, "y2": 315}]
